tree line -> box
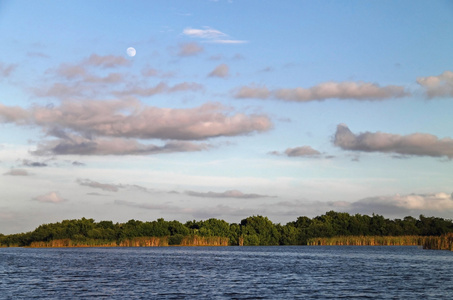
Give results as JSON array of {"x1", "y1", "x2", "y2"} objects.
[{"x1": 1, "y1": 211, "x2": 453, "y2": 247}]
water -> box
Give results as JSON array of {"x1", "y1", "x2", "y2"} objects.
[{"x1": 0, "y1": 246, "x2": 452, "y2": 299}]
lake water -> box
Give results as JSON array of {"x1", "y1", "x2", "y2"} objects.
[{"x1": 0, "y1": 246, "x2": 452, "y2": 299}]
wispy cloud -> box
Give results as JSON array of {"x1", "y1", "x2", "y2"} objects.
[
  {"x1": 417, "y1": 70, "x2": 453, "y2": 98},
  {"x1": 183, "y1": 27, "x2": 227, "y2": 39},
  {"x1": 334, "y1": 124, "x2": 453, "y2": 159},
  {"x1": 114, "y1": 199, "x2": 182, "y2": 211},
  {"x1": 185, "y1": 189, "x2": 273, "y2": 199},
  {"x1": 83, "y1": 54, "x2": 131, "y2": 69},
  {"x1": 114, "y1": 82, "x2": 203, "y2": 97},
  {"x1": 34, "y1": 136, "x2": 210, "y2": 156},
  {"x1": 270, "y1": 146, "x2": 321, "y2": 157},
  {"x1": 3, "y1": 169, "x2": 31, "y2": 176},
  {"x1": 141, "y1": 67, "x2": 175, "y2": 78},
  {"x1": 182, "y1": 27, "x2": 248, "y2": 44},
  {"x1": 77, "y1": 179, "x2": 121, "y2": 192},
  {"x1": 22, "y1": 159, "x2": 47, "y2": 167},
  {"x1": 78, "y1": 179, "x2": 159, "y2": 194},
  {"x1": 0, "y1": 62, "x2": 17, "y2": 78},
  {"x1": 177, "y1": 42, "x2": 204, "y2": 56},
  {"x1": 208, "y1": 64, "x2": 229, "y2": 78},
  {"x1": 234, "y1": 81, "x2": 408, "y2": 101}
]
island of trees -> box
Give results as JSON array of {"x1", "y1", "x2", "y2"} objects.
[{"x1": 1, "y1": 211, "x2": 452, "y2": 250}]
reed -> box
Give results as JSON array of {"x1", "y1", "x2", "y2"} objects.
[
  {"x1": 179, "y1": 235, "x2": 229, "y2": 246},
  {"x1": 118, "y1": 237, "x2": 169, "y2": 247},
  {"x1": 29, "y1": 239, "x2": 118, "y2": 248},
  {"x1": 27, "y1": 235, "x2": 230, "y2": 248},
  {"x1": 422, "y1": 233, "x2": 453, "y2": 251},
  {"x1": 306, "y1": 235, "x2": 426, "y2": 246}
]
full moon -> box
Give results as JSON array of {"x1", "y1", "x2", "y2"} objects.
[{"x1": 127, "y1": 47, "x2": 136, "y2": 57}]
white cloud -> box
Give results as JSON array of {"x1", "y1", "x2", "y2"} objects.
[
  {"x1": 182, "y1": 27, "x2": 248, "y2": 44},
  {"x1": 183, "y1": 27, "x2": 227, "y2": 39}
]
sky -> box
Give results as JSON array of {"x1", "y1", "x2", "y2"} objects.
[{"x1": 1, "y1": 0, "x2": 453, "y2": 234}]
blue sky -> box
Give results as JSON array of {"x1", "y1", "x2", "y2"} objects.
[{"x1": 1, "y1": 0, "x2": 453, "y2": 234}]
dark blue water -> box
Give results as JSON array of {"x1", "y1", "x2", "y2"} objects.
[{"x1": 0, "y1": 246, "x2": 452, "y2": 299}]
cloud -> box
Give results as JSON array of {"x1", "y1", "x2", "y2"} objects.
[
  {"x1": 87, "y1": 192, "x2": 107, "y2": 196},
  {"x1": 270, "y1": 146, "x2": 324, "y2": 158},
  {"x1": 77, "y1": 179, "x2": 121, "y2": 192},
  {"x1": 417, "y1": 70, "x2": 453, "y2": 98},
  {"x1": 177, "y1": 42, "x2": 204, "y2": 56},
  {"x1": 33, "y1": 191, "x2": 66, "y2": 203},
  {"x1": 84, "y1": 54, "x2": 131, "y2": 68},
  {"x1": 234, "y1": 81, "x2": 408, "y2": 101},
  {"x1": 208, "y1": 64, "x2": 229, "y2": 78},
  {"x1": 185, "y1": 189, "x2": 272, "y2": 199},
  {"x1": 0, "y1": 62, "x2": 17, "y2": 77},
  {"x1": 3, "y1": 169, "x2": 30, "y2": 176},
  {"x1": 334, "y1": 124, "x2": 453, "y2": 159},
  {"x1": 27, "y1": 51, "x2": 50, "y2": 58},
  {"x1": 114, "y1": 199, "x2": 181, "y2": 211},
  {"x1": 182, "y1": 27, "x2": 247, "y2": 44},
  {"x1": 32, "y1": 54, "x2": 131, "y2": 100},
  {"x1": 141, "y1": 67, "x2": 175, "y2": 78},
  {"x1": 235, "y1": 85, "x2": 271, "y2": 99},
  {"x1": 115, "y1": 82, "x2": 203, "y2": 97},
  {"x1": 78, "y1": 179, "x2": 157, "y2": 195},
  {"x1": 348, "y1": 192, "x2": 453, "y2": 215},
  {"x1": 0, "y1": 103, "x2": 30, "y2": 125},
  {"x1": 1, "y1": 100, "x2": 271, "y2": 142},
  {"x1": 33, "y1": 136, "x2": 210, "y2": 156},
  {"x1": 183, "y1": 27, "x2": 226, "y2": 39},
  {"x1": 22, "y1": 159, "x2": 47, "y2": 167},
  {"x1": 284, "y1": 146, "x2": 321, "y2": 157}
]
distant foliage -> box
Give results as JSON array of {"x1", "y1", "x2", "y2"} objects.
[{"x1": 1, "y1": 211, "x2": 453, "y2": 248}]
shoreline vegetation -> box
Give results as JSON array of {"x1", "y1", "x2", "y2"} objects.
[{"x1": 1, "y1": 211, "x2": 452, "y2": 251}]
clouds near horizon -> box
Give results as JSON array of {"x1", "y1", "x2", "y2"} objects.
[
  {"x1": 185, "y1": 189, "x2": 272, "y2": 199},
  {"x1": 3, "y1": 169, "x2": 30, "y2": 176},
  {"x1": 33, "y1": 192, "x2": 66, "y2": 204},
  {"x1": 345, "y1": 192, "x2": 453, "y2": 215}
]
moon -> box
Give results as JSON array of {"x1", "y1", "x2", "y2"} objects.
[{"x1": 127, "y1": 47, "x2": 136, "y2": 57}]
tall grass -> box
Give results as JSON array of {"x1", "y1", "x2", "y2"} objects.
[
  {"x1": 306, "y1": 236, "x2": 426, "y2": 246},
  {"x1": 28, "y1": 235, "x2": 229, "y2": 248},
  {"x1": 422, "y1": 233, "x2": 453, "y2": 251}
]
